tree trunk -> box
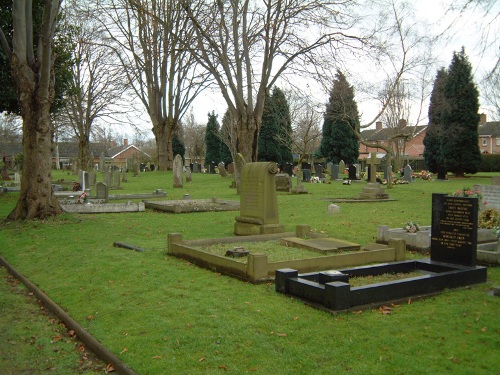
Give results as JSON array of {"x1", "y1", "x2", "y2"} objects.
[
  {"x1": 78, "y1": 137, "x2": 90, "y2": 172},
  {"x1": 7, "y1": 58, "x2": 62, "y2": 220},
  {"x1": 153, "y1": 120, "x2": 174, "y2": 171}
]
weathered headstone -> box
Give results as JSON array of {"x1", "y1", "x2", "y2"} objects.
[
  {"x1": 88, "y1": 171, "x2": 96, "y2": 186},
  {"x1": 227, "y1": 162, "x2": 234, "y2": 174},
  {"x1": 96, "y1": 182, "x2": 108, "y2": 201},
  {"x1": 218, "y1": 162, "x2": 227, "y2": 177},
  {"x1": 14, "y1": 172, "x2": 20, "y2": 185},
  {"x1": 78, "y1": 170, "x2": 87, "y2": 191},
  {"x1": 291, "y1": 170, "x2": 308, "y2": 194},
  {"x1": 133, "y1": 159, "x2": 140, "y2": 177},
  {"x1": 192, "y1": 162, "x2": 200, "y2": 173},
  {"x1": 431, "y1": 194, "x2": 478, "y2": 267},
  {"x1": 314, "y1": 163, "x2": 324, "y2": 179},
  {"x1": 366, "y1": 152, "x2": 380, "y2": 183},
  {"x1": 275, "y1": 173, "x2": 292, "y2": 192},
  {"x1": 404, "y1": 165, "x2": 413, "y2": 183},
  {"x1": 122, "y1": 169, "x2": 128, "y2": 183},
  {"x1": 113, "y1": 171, "x2": 121, "y2": 189},
  {"x1": 173, "y1": 154, "x2": 183, "y2": 188},
  {"x1": 338, "y1": 160, "x2": 345, "y2": 174},
  {"x1": 473, "y1": 184, "x2": 500, "y2": 213},
  {"x1": 355, "y1": 164, "x2": 361, "y2": 179},
  {"x1": 302, "y1": 169, "x2": 311, "y2": 182},
  {"x1": 103, "y1": 171, "x2": 112, "y2": 187},
  {"x1": 185, "y1": 167, "x2": 192, "y2": 183},
  {"x1": 234, "y1": 162, "x2": 285, "y2": 235},
  {"x1": 331, "y1": 164, "x2": 339, "y2": 180}
]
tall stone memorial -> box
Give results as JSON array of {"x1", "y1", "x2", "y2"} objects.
[
  {"x1": 431, "y1": 194, "x2": 478, "y2": 267},
  {"x1": 173, "y1": 154, "x2": 183, "y2": 188},
  {"x1": 234, "y1": 162, "x2": 285, "y2": 235}
]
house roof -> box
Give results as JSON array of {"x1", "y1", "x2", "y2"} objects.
[
  {"x1": 361, "y1": 125, "x2": 427, "y2": 141},
  {"x1": 107, "y1": 144, "x2": 150, "y2": 159},
  {"x1": 478, "y1": 122, "x2": 500, "y2": 136}
]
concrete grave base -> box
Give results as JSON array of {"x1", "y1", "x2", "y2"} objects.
[
  {"x1": 234, "y1": 222, "x2": 286, "y2": 236},
  {"x1": 276, "y1": 259, "x2": 487, "y2": 311},
  {"x1": 144, "y1": 197, "x2": 239, "y2": 213},
  {"x1": 61, "y1": 202, "x2": 145, "y2": 213}
]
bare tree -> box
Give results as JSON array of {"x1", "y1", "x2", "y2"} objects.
[
  {"x1": 182, "y1": 0, "x2": 368, "y2": 175},
  {"x1": 99, "y1": 0, "x2": 210, "y2": 170},
  {"x1": 0, "y1": 0, "x2": 63, "y2": 220},
  {"x1": 62, "y1": 2, "x2": 129, "y2": 171},
  {"x1": 182, "y1": 109, "x2": 206, "y2": 164}
]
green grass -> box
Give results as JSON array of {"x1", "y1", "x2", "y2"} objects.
[{"x1": 1, "y1": 171, "x2": 500, "y2": 374}]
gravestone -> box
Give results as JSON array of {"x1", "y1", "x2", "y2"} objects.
[
  {"x1": 133, "y1": 159, "x2": 140, "y2": 177},
  {"x1": 113, "y1": 171, "x2": 121, "y2": 189},
  {"x1": 96, "y1": 182, "x2": 108, "y2": 202},
  {"x1": 185, "y1": 167, "x2": 192, "y2": 183},
  {"x1": 192, "y1": 162, "x2": 200, "y2": 173},
  {"x1": 234, "y1": 162, "x2": 285, "y2": 235},
  {"x1": 122, "y1": 169, "x2": 128, "y2": 183},
  {"x1": 331, "y1": 164, "x2": 339, "y2": 180},
  {"x1": 404, "y1": 165, "x2": 413, "y2": 183},
  {"x1": 208, "y1": 161, "x2": 217, "y2": 174},
  {"x1": 218, "y1": 162, "x2": 227, "y2": 177},
  {"x1": 302, "y1": 169, "x2": 311, "y2": 182},
  {"x1": 282, "y1": 162, "x2": 293, "y2": 176},
  {"x1": 384, "y1": 164, "x2": 391, "y2": 181},
  {"x1": 227, "y1": 162, "x2": 234, "y2": 174},
  {"x1": 339, "y1": 160, "x2": 345, "y2": 175},
  {"x1": 291, "y1": 170, "x2": 308, "y2": 194},
  {"x1": 88, "y1": 171, "x2": 96, "y2": 186},
  {"x1": 14, "y1": 172, "x2": 20, "y2": 185},
  {"x1": 173, "y1": 154, "x2": 183, "y2": 188},
  {"x1": 103, "y1": 171, "x2": 112, "y2": 187},
  {"x1": 473, "y1": 184, "x2": 500, "y2": 213},
  {"x1": 348, "y1": 164, "x2": 357, "y2": 180},
  {"x1": 78, "y1": 170, "x2": 88, "y2": 191},
  {"x1": 355, "y1": 164, "x2": 361, "y2": 179},
  {"x1": 275, "y1": 173, "x2": 292, "y2": 192},
  {"x1": 431, "y1": 194, "x2": 478, "y2": 267},
  {"x1": 314, "y1": 163, "x2": 324, "y2": 179},
  {"x1": 366, "y1": 153, "x2": 380, "y2": 183},
  {"x1": 234, "y1": 153, "x2": 246, "y2": 192}
]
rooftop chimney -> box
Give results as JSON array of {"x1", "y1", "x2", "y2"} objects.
[
  {"x1": 124, "y1": 138, "x2": 128, "y2": 146},
  {"x1": 398, "y1": 119, "x2": 407, "y2": 128},
  {"x1": 376, "y1": 121, "x2": 382, "y2": 130},
  {"x1": 479, "y1": 113, "x2": 487, "y2": 125}
]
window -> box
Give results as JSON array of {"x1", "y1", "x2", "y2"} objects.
[
  {"x1": 496, "y1": 137, "x2": 500, "y2": 146},
  {"x1": 482, "y1": 138, "x2": 487, "y2": 146}
]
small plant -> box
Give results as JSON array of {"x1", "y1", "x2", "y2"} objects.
[
  {"x1": 403, "y1": 221, "x2": 420, "y2": 233},
  {"x1": 77, "y1": 192, "x2": 89, "y2": 204}
]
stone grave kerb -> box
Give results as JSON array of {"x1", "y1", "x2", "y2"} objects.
[
  {"x1": 234, "y1": 162, "x2": 285, "y2": 235},
  {"x1": 366, "y1": 152, "x2": 380, "y2": 183}
]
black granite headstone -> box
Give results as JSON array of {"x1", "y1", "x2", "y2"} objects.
[
  {"x1": 431, "y1": 194, "x2": 478, "y2": 267},
  {"x1": 348, "y1": 164, "x2": 357, "y2": 180}
]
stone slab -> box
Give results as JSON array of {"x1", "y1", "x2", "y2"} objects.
[
  {"x1": 145, "y1": 198, "x2": 239, "y2": 213},
  {"x1": 281, "y1": 237, "x2": 360, "y2": 253},
  {"x1": 61, "y1": 202, "x2": 145, "y2": 213}
]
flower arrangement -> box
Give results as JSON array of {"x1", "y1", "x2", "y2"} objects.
[
  {"x1": 451, "y1": 187, "x2": 482, "y2": 199},
  {"x1": 478, "y1": 208, "x2": 500, "y2": 229},
  {"x1": 403, "y1": 221, "x2": 420, "y2": 233},
  {"x1": 78, "y1": 192, "x2": 89, "y2": 204}
]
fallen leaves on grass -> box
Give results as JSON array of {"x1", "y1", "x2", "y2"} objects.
[
  {"x1": 120, "y1": 347, "x2": 128, "y2": 354},
  {"x1": 105, "y1": 363, "x2": 115, "y2": 373},
  {"x1": 379, "y1": 306, "x2": 393, "y2": 315}
]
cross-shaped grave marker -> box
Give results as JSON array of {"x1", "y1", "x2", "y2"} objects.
[{"x1": 367, "y1": 152, "x2": 380, "y2": 183}]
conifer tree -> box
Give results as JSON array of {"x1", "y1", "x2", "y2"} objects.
[
  {"x1": 258, "y1": 91, "x2": 281, "y2": 162},
  {"x1": 423, "y1": 68, "x2": 448, "y2": 179},
  {"x1": 319, "y1": 70, "x2": 360, "y2": 164},
  {"x1": 440, "y1": 48, "x2": 481, "y2": 176},
  {"x1": 204, "y1": 112, "x2": 221, "y2": 165},
  {"x1": 273, "y1": 87, "x2": 294, "y2": 164},
  {"x1": 172, "y1": 133, "x2": 185, "y2": 161}
]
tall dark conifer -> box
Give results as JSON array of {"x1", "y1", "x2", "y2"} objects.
[
  {"x1": 258, "y1": 90, "x2": 281, "y2": 162},
  {"x1": 319, "y1": 70, "x2": 360, "y2": 164},
  {"x1": 423, "y1": 68, "x2": 448, "y2": 179},
  {"x1": 273, "y1": 87, "x2": 293, "y2": 164},
  {"x1": 440, "y1": 48, "x2": 481, "y2": 176},
  {"x1": 204, "y1": 112, "x2": 221, "y2": 165}
]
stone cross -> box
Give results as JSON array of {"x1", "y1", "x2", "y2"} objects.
[{"x1": 367, "y1": 152, "x2": 380, "y2": 183}]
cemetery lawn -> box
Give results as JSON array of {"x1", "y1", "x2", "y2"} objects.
[{"x1": 1, "y1": 171, "x2": 499, "y2": 374}]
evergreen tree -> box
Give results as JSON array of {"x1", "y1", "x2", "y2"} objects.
[
  {"x1": 273, "y1": 87, "x2": 294, "y2": 164},
  {"x1": 204, "y1": 111, "x2": 221, "y2": 164},
  {"x1": 423, "y1": 68, "x2": 448, "y2": 179},
  {"x1": 319, "y1": 70, "x2": 360, "y2": 164},
  {"x1": 440, "y1": 48, "x2": 481, "y2": 176},
  {"x1": 258, "y1": 90, "x2": 281, "y2": 162},
  {"x1": 172, "y1": 133, "x2": 185, "y2": 161}
]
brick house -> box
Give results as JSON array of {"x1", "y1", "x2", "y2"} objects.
[{"x1": 478, "y1": 114, "x2": 500, "y2": 154}]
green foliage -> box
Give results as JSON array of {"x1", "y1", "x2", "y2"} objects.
[
  {"x1": 479, "y1": 154, "x2": 500, "y2": 172},
  {"x1": 172, "y1": 133, "x2": 185, "y2": 161},
  {"x1": 423, "y1": 68, "x2": 447, "y2": 176},
  {"x1": 258, "y1": 87, "x2": 293, "y2": 164},
  {"x1": 319, "y1": 70, "x2": 360, "y2": 164},
  {"x1": 204, "y1": 111, "x2": 222, "y2": 164},
  {"x1": 0, "y1": 0, "x2": 74, "y2": 114},
  {"x1": 440, "y1": 48, "x2": 482, "y2": 175}
]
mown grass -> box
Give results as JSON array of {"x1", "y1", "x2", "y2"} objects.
[{"x1": 1, "y1": 170, "x2": 499, "y2": 374}]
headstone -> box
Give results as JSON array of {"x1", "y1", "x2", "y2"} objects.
[
  {"x1": 173, "y1": 154, "x2": 183, "y2": 188},
  {"x1": 88, "y1": 171, "x2": 96, "y2": 186},
  {"x1": 234, "y1": 162, "x2": 285, "y2": 235},
  {"x1": 113, "y1": 171, "x2": 121, "y2": 189},
  {"x1": 122, "y1": 169, "x2": 128, "y2": 183},
  {"x1": 431, "y1": 194, "x2": 478, "y2": 267},
  {"x1": 275, "y1": 173, "x2": 292, "y2": 192},
  {"x1": 185, "y1": 167, "x2": 192, "y2": 183},
  {"x1": 348, "y1": 164, "x2": 357, "y2": 180},
  {"x1": 218, "y1": 162, "x2": 227, "y2": 177},
  {"x1": 327, "y1": 204, "x2": 341, "y2": 214},
  {"x1": 234, "y1": 153, "x2": 246, "y2": 192},
  {"x1": 404, "y1": 165, "x2": 412, "y2": 183},
  {"x1": 192, "y1": 162, "x2": 200, "y2": 173},
  {"x1": 384, "y1": 164, "x2": 391, "y2": 181},
  {"x1": 14, "y1": 172, "x2": 20, "y2": 185},
  {"x1": 338, "y1": 160, "x2": 345, "y2": 175},
  {"x1": 366, "y1": 152, "x2": 380, "y2": 183},
  {"x1": 302, "y1": 169, "x2": 311, "y2": 182},
  {"x1": 96, "y1": 182, "x2": 108, "y2": 201},
  {"x1": 331, "y1": 164, "x2": 339, "y2": 180},
  {"x1": 133, "y1": 159, "x2": 140, "y2": 177},
  {"x1": 355, "y1": 164, "x2": 361, "y2": 179},
  {"x1": 282, "y1": 162, "x2": 293, "y2": 176},
  {"x1": 473, "y1": 184, "x2": 500, "y2": 213},
  {"x1": 227, "y1": 162, "x2": 235, "y2": 174},
  {"x1": 103, "y1": 171, "x2": 112, "y2": 187},
  {"x1": 78, "y1": 170, "x2": 87, "y2": 191},
  {"x1": 291, "y1": 170, "x2": 308, "y2": 194},
  {"x1": 314, "y1": 163, "x2": 324, "y2": 179},
  {"x1": 208, "y1": 161, "x2": 217, "y2": 174}
]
